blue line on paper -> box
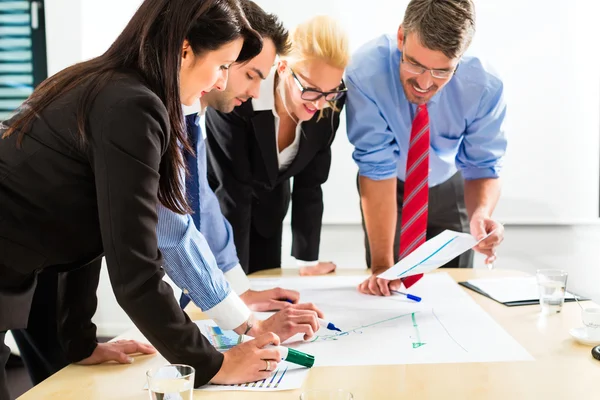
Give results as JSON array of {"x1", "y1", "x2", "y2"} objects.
[{"x1": 397, "y1": 236, "x2": 458, "y2": 278}]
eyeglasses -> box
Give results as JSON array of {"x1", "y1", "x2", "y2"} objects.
[
  {"x1": 290, "y1": 68, "x2": 347, "y2": 102},
  {"x1": 400, "y1": 54, "x2": 458, "y2": 79}
]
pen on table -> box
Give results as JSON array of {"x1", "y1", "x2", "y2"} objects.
[
  {"x1": 284, "y1": 299, "x2": 341, "y2": 332},
  {"x1": 390, "y1": 290, "x2": 421, "y2": 302}
]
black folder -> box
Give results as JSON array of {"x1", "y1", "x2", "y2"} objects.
[{"x1": 459, "y1": 281, "x2": 587, "y2": 307}]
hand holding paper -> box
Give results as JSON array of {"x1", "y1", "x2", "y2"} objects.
[
  {"x1": 377, "y1": 229, "x2": 496, "y2": 281},
  {"x1": 470, "y1": 216, "x2": 504, "y2": 265}
]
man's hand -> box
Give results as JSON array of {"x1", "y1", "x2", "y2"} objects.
[
  {"x1": 357, "y1": 272, "x2": 402, "y2": 296},
  {"x1": 251, "y1": 303, "x2": 324, "y2": 341},
  {"x1": 470, "y1": 213, "x2": 504, "y2": 264},
  {"x1": 76, "y1": 340, "x2": 156, "y2": 365},
  {"x1": 240, "y1": 288, "x2": 300, "y2": 312}
]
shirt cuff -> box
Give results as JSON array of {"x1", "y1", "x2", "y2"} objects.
[
  {"x1": 296, "y1": 259, "x2": 319, "y2": 267},
  {"x1": 203, "y1": 291, "x2": 251, "y2": 331},
  {"x1": 460, "y1": 166, "x2": 501, "y2": 180},
  {"x1": 224, "y1": 264, "x2": 251, "y2": 295}
]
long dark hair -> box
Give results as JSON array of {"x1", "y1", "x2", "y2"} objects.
[{"x1": 2, "y1": 0, "x2": 262, "y2": 214}]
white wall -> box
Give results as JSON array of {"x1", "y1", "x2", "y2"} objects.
[{"x1": 44, "y1": 0, "x2": 82, "y2": 75}]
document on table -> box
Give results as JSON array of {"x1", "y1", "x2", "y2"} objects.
[
  {"x1": 248, "y1": 274, "x2": 532, "y2": 367},
  {"x1": 377, "y1": 230, "x2": 494, "y2": 281}
]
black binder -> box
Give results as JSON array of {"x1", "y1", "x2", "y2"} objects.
[{"x1": 458, "y1": 281, "x2": 587, "y2": 307}]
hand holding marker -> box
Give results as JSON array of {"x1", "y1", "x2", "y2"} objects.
[
  {"x1": 284, "y1": 299, "x2": 342, "y2": 332},
  {"x1": 242, "y1": 335, "x2": 315, "y2": 368}
]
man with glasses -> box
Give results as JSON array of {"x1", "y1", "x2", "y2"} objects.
[{"x1": 346, "y1": 0, "x2": 507, "y2": 296}]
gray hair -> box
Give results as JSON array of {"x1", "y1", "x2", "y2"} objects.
[{"x1": 402, "y1": 0, "x2": 476, "y2": 59}]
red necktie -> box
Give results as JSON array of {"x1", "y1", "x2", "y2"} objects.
[{"x1": 399, "y1": 104, "x2": 430, "y2": 289}]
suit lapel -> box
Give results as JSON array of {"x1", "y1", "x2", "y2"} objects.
[
  {"x1": 280, "y1": 116, "x2": 324, "y2": 179},
  {"x1": 251, "y1": 111, "x2": 279, "y2": 185}
]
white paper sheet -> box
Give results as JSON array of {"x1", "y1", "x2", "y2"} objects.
[
  {"x1": 376, "y1": 230, "x2": 491, "y2": 281},
  {"x1": 194, "y1": 320, "x2": 309, "y2": 392},
  {"x1": 250, "y1": 273, "x2": 532, "y2": 367},
  {"x1": 466, "y1": 276, "x2": 578, "y2": 303}
]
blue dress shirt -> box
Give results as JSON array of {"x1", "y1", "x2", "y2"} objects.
[
  {"x1": 346, "y1": 34, "x2": 507, "y2": 186},
  {"x1": 157, "y1": 113, "x2": 243, "y2": 315}
]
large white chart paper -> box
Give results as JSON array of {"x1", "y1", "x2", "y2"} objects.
[
  {"x1": 377, "y1": 230, "x2": 492, "y2": 281},
  {"x1": 251, "y1": 273, "x2": 532, "y2": 367}
]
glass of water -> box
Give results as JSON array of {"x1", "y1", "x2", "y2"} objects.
[
  {"x1": 536, "y1": 269, "x2": 568, "y2": 314},
  {"x1": 147, "y1": 364, "x2": 194, "y2": 400}
]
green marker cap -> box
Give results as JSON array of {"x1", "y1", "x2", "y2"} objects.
[{"x1": 285, "y1": 348, "x2": 315, "y2": 368}]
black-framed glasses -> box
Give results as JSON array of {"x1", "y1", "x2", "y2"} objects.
[
  {"x1": 290, "y1": 68, "x2": 347, "y2": 102},
  {"x1": 400, "y1": 54, "x2": 458, "y2": 79}
]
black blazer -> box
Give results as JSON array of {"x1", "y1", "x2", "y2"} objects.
[
  {"x1": 0, "y1": 73, "x2": 222, "y2": 386},
  {"x1": 205, "y1": 95, "x2": 345, "y2": 271}
]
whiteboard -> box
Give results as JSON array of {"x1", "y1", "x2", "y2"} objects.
[{"x1": 56, "y1": 0, "x2": 600, "y2": 224}]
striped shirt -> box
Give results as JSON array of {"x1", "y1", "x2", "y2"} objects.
[{"x1": 156, "y1": 106, "x2": 250, "y2": 330}]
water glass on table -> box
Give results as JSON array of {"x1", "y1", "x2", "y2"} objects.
[
  {"x1": 146, "y1": 364, "x2": 195, "y2": 400},
  {"x1": 536, "y1": 269, "x2": 568, "y2": 314},
  {"x1": 582, "y1": 307, "x2": 600, "y2": 339}
]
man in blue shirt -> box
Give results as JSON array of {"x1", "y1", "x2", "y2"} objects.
[{"x1": 346, "y1": 0, "x2": 507, "y2": 296}]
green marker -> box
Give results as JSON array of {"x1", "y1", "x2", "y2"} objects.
[
  {"x1": 267, "y1": 344, "x2": 315, "y2": 368},
  {"x1": 242, "y1": 335, "x2": 315, "y2": 368}
]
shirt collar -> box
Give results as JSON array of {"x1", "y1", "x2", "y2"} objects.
[{"x1": 182, "y1": 99, "x2": 206, "y2": 116}]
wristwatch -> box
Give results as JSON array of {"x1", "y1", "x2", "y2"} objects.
[{"x1": 237, "y1": 316, "x2": 254, "y2": 344}]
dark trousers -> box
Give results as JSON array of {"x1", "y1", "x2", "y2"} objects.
[
  {"x1": 248, "y1": 221, "x2": 283, "y2": 274},
  {"x1": 360, "y1": 172, "x2": 473, "y2": 269},
  {"x1": 0, "y1": 264, "x2": 36, "y2": 400},
  {"x1": 0, "y1": 332, "x2": 9, "y2": 400},
  {"x1": 11, "y1": 268, "x2": 70, "y2": 386},
  {"x1": 1, "y1": 268, "x2": 80, "y2": 400}
]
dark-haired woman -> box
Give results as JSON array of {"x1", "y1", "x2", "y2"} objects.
[{"x1": 0, "y1": 0, "x2": 280, "y2": 394}]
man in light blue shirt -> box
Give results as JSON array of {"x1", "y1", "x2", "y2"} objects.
[{"x1": 346, "y1": 0, "x2": 507, "y2": 296}]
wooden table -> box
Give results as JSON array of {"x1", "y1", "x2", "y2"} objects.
[{"x1": 17, "y1": 268, "x2": 600, "y2": 399}]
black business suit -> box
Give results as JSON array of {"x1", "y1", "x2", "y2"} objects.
[
  {"x1": 0, "y1": 72, "x2": 223, "y2": 396},
  {"x1": 205, "y1": 92, "x2": 345, "y2": 274}
]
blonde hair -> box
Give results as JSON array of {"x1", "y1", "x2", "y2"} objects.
[
  {"x1": 283, "y1": 15, "x2": 350, "y2": 71},
  {"x1": 277, "y1": 15, "x2": 350, "y2": 121}
]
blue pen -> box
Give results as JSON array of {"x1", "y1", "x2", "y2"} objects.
[
  {"x1": 391, "y1": 290, "x2": 421, "y2": 302},
  {"x1": 284, "y1": 299, "x2": 341, "y2": 332}
]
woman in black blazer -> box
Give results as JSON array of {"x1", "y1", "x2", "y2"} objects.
[
  {"x1": 0, "y1": 0, "x2": 283, "y2": 393},
  {"x1": 205, "y1": 16, "x2": 350, "y2": 275}
]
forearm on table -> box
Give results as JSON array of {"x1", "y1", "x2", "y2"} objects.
[{"x1": 359, "y1": 175, "x2": 397, "y2": 271}]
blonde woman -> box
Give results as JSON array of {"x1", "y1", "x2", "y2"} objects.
[{"x1": 205, "y1": 15, "x2": 349, "y2": 275}]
